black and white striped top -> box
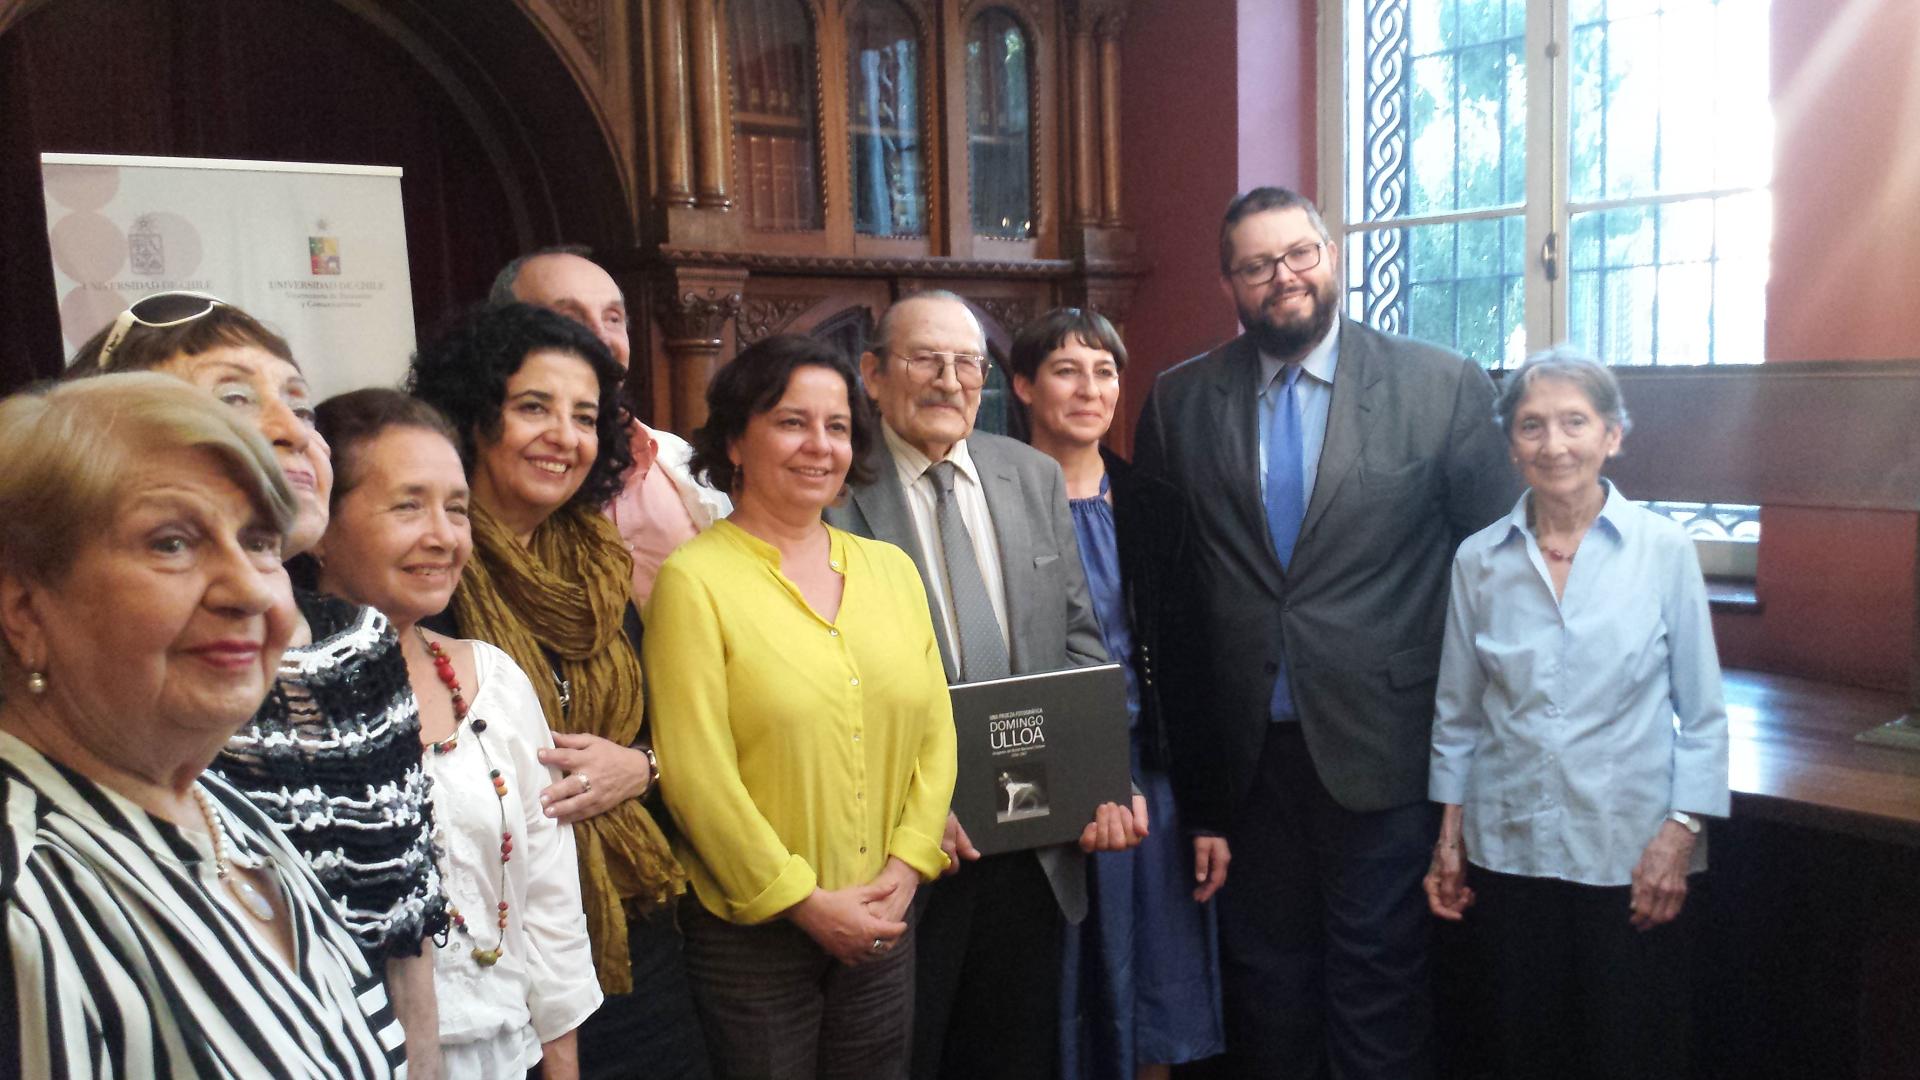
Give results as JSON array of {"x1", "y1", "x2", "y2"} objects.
[{"x1": 1, "y1": 732, "x2": 407, "y2": 1078}]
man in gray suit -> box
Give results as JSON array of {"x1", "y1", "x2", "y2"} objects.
[
  {"x1": 826, "y1": 290, "x2": 1134, "y2": 1080},
  {"x1": 1133, "y1": 188, "x2": 1517, "y2": 1079}
]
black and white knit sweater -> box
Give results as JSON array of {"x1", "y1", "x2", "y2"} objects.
[{"x1": 213, "y1": 590, "x2": 448, "y2": 958}]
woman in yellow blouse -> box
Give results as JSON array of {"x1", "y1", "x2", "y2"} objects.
[{"x1": 645, "y1": 334, "x2": 956, "y2": 1079}]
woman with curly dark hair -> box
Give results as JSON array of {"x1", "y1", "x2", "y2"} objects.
[{"x1": 410, "y1": 302, "x2": 710, "y2": 1079}]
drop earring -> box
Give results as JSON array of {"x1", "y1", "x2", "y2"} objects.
[{"x1": 26, "y1": 670, "x2": 48, "y2": 695}]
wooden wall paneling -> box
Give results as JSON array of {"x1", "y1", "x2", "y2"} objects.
[
  {"x1": 653, "y1": 0, "x2": 697, "y2": 207},
  {"x1": 1095, "y1": 7, "x2": 1123, "y2": 225},
  {"x1": 516, "y1": 0, "x2": 644, "y2": 228},
  {"x1": 1065, "y1": 2, "x2": 1097, "y2": 226},
  {"x1": 655, "y1": 264, "x2": 748, "y2": 430},
  {"x1": 688, "y1": 0, "x2": 732, "y2": 207},
  {"x1": 962, "y1": 0, "x2": 1055, "y2": 262}
]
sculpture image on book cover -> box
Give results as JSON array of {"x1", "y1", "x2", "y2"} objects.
[{"x1": 949, "y1": 664, "x2": 1131, "y2": 855}]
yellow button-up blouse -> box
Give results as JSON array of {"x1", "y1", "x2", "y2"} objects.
[{"x1": 644, "y1": 519, "x2": 956, "y2": 925}]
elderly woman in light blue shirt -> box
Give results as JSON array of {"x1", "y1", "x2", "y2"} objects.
[{"x1": 1424, "y1": 349, "x2": 1729, "y2": 1080}]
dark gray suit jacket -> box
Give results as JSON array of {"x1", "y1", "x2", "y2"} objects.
[
  {"x1": 825, "y1": 429, "x2": 1107, "y2": 920},
  {"x1": 1133, "y1": 319, "x2": 1518, "y2": 830}
]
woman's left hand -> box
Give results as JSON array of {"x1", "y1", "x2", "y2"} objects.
[
  {"x1": 863, "y1": 857, "x2": 921, "y2": 925},
  {"x1": 1628, "y1": 820, "x2": 1697, "y2": 931},
  {"x1": 538, "y1": 733, "x2": 653, "y2": 824}
]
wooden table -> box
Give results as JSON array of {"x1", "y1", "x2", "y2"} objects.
[{"x1": 1723, "y1": 668, "x2": 1920, "y2": 845}]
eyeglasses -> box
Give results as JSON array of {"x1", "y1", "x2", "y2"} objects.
[
  {"x1": 1229, "y1": 243, "x2": 1325, "y2": 287},
  {"x1": 888, "y1": 350, "x2": 993, "y2": 388},
  {"x1": 96, "y1": 291, "x2": 227, "y2": 369}
]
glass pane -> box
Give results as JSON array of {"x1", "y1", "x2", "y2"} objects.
[
  {"x1": 848, "y1": 0, "x2": 926, "y2": 237},
  {"x1": 1354, "y1": 0, "x2": 1524, "y2": 223},
  {"x1": 1568, "y1": 189, "x2": 1768, "y2": 365},
  {"x1": 1570, "y1": 0, "x2": 1773, "y2": 201},
  {"x1": 729, "y1": 0, "x2": 822, "y2": 231},
  {"x1": 1344, "y1": 212, "x2": 1526, "y2": 368},
  {"x1": 967, "y1": 9, "x2": 1034, "y2": 239}
]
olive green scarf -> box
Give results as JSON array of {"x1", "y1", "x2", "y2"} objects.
[{"x1": 453, "y1": 501, "x2": 685, "y2": 995}]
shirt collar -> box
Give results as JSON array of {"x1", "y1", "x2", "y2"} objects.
[
  {"x1": 713, "y1": 517, "x2": 848, "y2": 573},
  {"x1": 1258, "y1": 317, "x2": 1341, "y2": 394},
  {"x1": 883, "y1": 422, "x2": 981, "y2": 489},
  {"x1": 1499, "y1": 477, "x2": 1633, "y2": 547}
]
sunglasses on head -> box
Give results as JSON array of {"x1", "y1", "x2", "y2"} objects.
[{"x1": 96, "y1": 291, "x2": 228, "y2": 369}]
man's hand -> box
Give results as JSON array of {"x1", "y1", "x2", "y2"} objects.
[
  {"x1": 1079, "y1": 796, "x2": 1150, "y2": 853},
  {"x1": 1192, "y1": 835, "x2": 1231, "y2": 902},
  {"x1": 940, "y1": 812, "x2": 981, "y2": 875}
]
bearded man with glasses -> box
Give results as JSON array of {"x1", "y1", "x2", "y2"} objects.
[
  {"x1": 1132, "y1": 187, "x2": 1518, "y2": 1079},
  {"x1": 825, "y1": 289, "x2": 1143, "y2": 1080}
]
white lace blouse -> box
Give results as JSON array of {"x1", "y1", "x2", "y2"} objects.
[{"x1": 425, "y1": 641, "x2": 601, "y2": 1073}]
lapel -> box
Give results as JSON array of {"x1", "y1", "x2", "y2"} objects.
[
  {"x1": 848, "y1": 442, "x2": 958, "y2": 677},
  {"x1": 1212, "y1": 337, "x2": 1287, "y2": 592},
  {"x1": 967, "y1": 435, "x2": 1033, "y2": 670},
  {"x1": 1298, "y1": 319, "x2": 1382, "y2": 554}
]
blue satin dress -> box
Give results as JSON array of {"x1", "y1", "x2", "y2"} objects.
[{"x1": 1060, "y1": 475, "x2": 1225, "y2": 1077}]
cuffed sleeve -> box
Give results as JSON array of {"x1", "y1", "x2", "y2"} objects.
[{"x1": 1429, "y1": 553, "x2": 1487, "y2": 806}]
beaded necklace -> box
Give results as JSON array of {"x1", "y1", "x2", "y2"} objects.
[{"x1": 419, "y1": 630, "x2": 514, "y2": 967}]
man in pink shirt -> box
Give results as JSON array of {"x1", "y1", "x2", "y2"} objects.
[{"x1": 490, "y1": 248, "x2": 731, "y2": 605}]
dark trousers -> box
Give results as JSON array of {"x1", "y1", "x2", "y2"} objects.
[
  {"x1": 911, "y1": 850, "x2": 1062, "y2": 1080},
  {"x1": 678, "y1": 896, "x2": 916, "y2": 1080},
  {"x1": 573, "y1": 905, "x2": 714, "y2": 1080},
  {"x1": 1217, "y1": 725, "x2": 1437, "y2": 1080},
  {"x1": 1472, "y1": 867, "x2": 1693, "y2": 1080}
]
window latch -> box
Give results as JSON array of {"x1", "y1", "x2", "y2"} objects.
[{"x1": 1540, "y1": 230, "x2": 1560, "y2": 282}]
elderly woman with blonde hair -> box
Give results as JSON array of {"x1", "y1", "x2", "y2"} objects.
[{"x1": 0, "y1": 374, "x2": 406, "y2": 1078}]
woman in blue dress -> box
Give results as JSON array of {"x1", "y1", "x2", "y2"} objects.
[{"x1": 1010, "y1": 307, "x2": 1227, "y2": 1080}]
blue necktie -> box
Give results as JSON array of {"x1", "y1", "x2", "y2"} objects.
[{"x1": 1264, "y1": 365, "x2": 1305, "y2": 720}]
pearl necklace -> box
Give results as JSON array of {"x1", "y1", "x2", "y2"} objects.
[
  {"x1": 191, "y1": 785, "x2": 277, "y2": 922},
  {"x1": 420, "y1": 630, "x2": 514, "y2": 968}
]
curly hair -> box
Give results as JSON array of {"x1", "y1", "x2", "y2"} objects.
[
  {"x1": 64, "y1": 299, "x2": 296, "y2": 379},
  {"x1": 406, "y1": 303, "x2": 632, "y2": 510},
  {"x1": 689, "y1": 334, "x2": 876, "y2": 496}
]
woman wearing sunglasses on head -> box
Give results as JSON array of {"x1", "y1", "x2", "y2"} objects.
[{"x1": 66, "y1": 292, "x2": 449, "y2": 1077}]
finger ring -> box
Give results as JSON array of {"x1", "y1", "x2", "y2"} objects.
[
  {"x1": 578, "y1": 772, "x2": 592, "y2": 793},
  {"x1": 870, "y1": 938, "x2": 885, "y2": 955}
]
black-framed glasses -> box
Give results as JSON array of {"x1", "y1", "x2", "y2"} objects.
[
  {"x1": 1229, "y1": 243, "x2": 1325, "y2": 287},
  {"x1": 96, "y1": 291, "x2": 227, "y2": 369},
  {"x1": 887, "y1": 349, "x2": 993, "y2": 388}
]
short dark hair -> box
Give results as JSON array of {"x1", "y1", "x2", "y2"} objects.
[
  {"x1": 313, "y1": 388, "x2": 460, "y2": 508},
  {"x1": 64, "y1": 301, "x2": 296, "y2": 378},
  {"x1": 407, "y1": 303, "x2": 633, "y2": 510},
  {"x1": 488, "y1": 244, "x2": 600, "y2": 306},
  {"x1": 1006, "y1": 307, "x2": 1128, "y2": 382},
  {"x1": 1219, "y1": 186, "x2": 1332, "y2": 275},
  {"x1": 689, "y1": 334, "x2": 877, "y2": 496}
]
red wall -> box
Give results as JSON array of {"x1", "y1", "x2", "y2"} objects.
[
  {"x1": 1730, "y1": 0, "x2": 1920, "y2": 689},
  {"x1": 1119, "y1": 0, "x2": 1920, "y2": 689}
]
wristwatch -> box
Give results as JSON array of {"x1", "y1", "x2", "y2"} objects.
[{"x1": 1667, "y1": 810, "x2": 1702, "y2": 835}]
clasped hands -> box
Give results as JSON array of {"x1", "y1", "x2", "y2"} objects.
[{"x1": 789, "y1": 856, "x2": 920, "y2": 966}]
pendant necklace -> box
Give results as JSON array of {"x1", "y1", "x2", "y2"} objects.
[
  {"x1": 420, "y1": 630, "x2": 514, "y2": 968},
  {"x1": 191, "y1": 785, "x2": 277, "y2": 922}
]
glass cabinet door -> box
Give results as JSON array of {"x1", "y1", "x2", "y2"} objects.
[
  {"x1": 966, "y1": 9, "x2": 1034, "y2": 239},
  {"x1": 847, "y1": 0, "x2": 926, "y2": 237},
  {"x1": 729, "y1": 0, "x2": 823, "y2": 230}
]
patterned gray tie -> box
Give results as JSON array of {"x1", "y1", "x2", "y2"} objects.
[{"x1": 927, "y1": 461, "x2": 1011, "y2": 682}]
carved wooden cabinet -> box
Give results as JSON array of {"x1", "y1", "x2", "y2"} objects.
[{"x1": 640, "y1": 0, "x2": 1140, "y2": 435}]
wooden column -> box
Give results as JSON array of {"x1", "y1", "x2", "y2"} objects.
[
  {"x1": 653, "y1": 0, "x2": 696, "y2": 208},
  {"x1": 657, "y1": 269, "x2": 746, "y2": 431},
  {"x1": 1097, "y1": 23, "x2": 1125, "y2": 226},
  {"x1": 1069, "y1": 24, "x2": 1099, "y2": 225},
  {"x1": 687, "y1": 0, "x2": 731, "y2": 208}
]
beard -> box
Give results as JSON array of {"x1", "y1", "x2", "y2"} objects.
[{"x1": 1238, "y1": 277, "x2": 1340, "y2": 359}]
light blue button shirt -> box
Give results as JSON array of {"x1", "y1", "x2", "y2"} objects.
[
  {"x1": 1256, "y1": 321, "x2": 1339, "y2": 511},
  {"x1": 1429, "y1": 479, "x2": 1731, "y2": 886}
]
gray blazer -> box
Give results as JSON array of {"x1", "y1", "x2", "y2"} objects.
[
  {"x1": 1133, "y1": 318, "x2": 1519, "y2": 829},
  {"x1": 825, "y1": 429, "x2": 1107, "y2": 920}
]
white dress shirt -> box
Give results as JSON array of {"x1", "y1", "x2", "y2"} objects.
[{"x1": 882, "y1": 423, "x2": 1011, "y2": 656}]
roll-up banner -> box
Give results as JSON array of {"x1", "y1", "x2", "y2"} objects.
[{"x1": 40, "y1": 152, "x2": 415, "y2": 400}]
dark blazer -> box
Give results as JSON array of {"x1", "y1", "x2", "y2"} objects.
[
  {"x1": 825, "y1": 428, "x2": 1108, "y2": 920},
  {"x1": 1104, "y1": 448, "x2": 1208, "y2": 778},
  {"x1": 1133, "y1": 318, "x2": 1518, "y2": 830}
]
